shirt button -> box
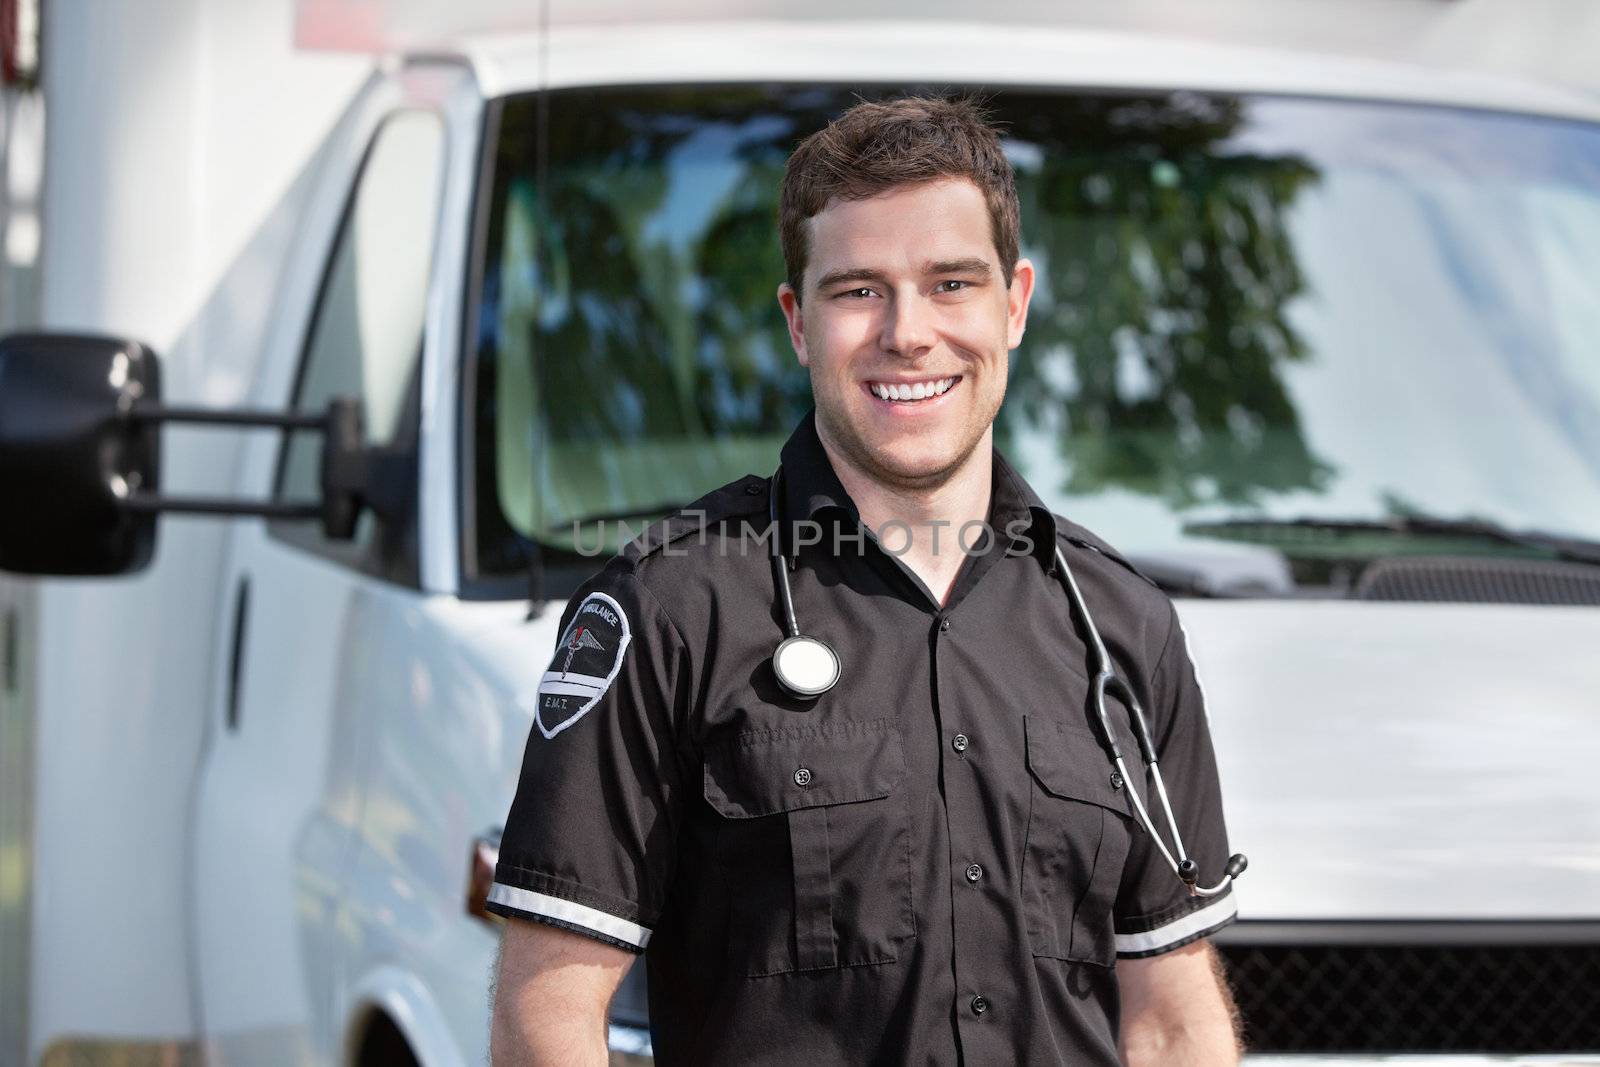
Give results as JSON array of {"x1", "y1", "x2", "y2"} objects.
[
  {"x1": 938, "y1": 617, "x2": 951, "y2": 633},
  {"x1": 971, "y1": 995, "x2": 989, "y2": 1016},
  {"x1": 1110, "y1": 771, "x2": 1124, "y2": 790},
  {"x1": 965, "y1": 863, "x2": 983, "y2": 883},
  {"x1": 793, "y1": 767, "x2": 812, "y2": 787},
  {"x1": 952, "y1": 733, "x2": 969, "y2": 753}
]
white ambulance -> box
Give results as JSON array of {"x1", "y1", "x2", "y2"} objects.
[{"x1": 3, "y1": 15, "x2": 1599, "y2": 1067}]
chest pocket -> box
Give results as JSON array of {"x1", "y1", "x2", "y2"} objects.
[
  {"x1": 703, "y1": 716, "x2": 915, "y2": 976},
  {"x1": 1022, "y1": 715, "x2": 1136, "y2": 967}
]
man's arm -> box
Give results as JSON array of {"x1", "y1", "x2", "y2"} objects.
[
  {"x1": 487, "y1": 568, "x2": 690, "y2": 1063},
  {"x1": 490, "y1": 918, "x2": 635, "y2": 1067},
  {"x1": 1117, "y1": 938, "x2": 1242, "y2": 1067}
]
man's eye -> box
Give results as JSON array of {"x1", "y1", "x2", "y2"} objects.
[
  {"x1": 936, "y1": 280, "x2": 969, "y2": 293},
  {"x1": 838, "y1": 287, "x2": 876, "y2": 299}
]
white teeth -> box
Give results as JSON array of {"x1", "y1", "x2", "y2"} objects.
[{"x1": 872, "y1": 377, "x2": 957, "y2": 402}]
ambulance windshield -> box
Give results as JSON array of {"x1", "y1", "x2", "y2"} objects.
[{"x1": 467, "y1": 86, "x2": 1600, "y2": 599}]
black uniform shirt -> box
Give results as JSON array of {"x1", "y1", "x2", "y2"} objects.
[{"x1": 490, "y1": 412, "x2": 1238, "y2": 1065}]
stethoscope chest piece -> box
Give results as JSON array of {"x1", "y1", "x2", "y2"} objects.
[{"x1": 773, "y1": 634, "x2": 840, "y2": 699}]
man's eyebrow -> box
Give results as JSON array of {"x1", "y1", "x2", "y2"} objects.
[
  {"x1": 814, "y1": 267, "x2": 890, "y2": 290},
  {"x1": 925, "y1": 258, "x2": 993, "y2": 278},
  {"x1": 813, "y1": 259, "x2": 994, "y2": 291}
]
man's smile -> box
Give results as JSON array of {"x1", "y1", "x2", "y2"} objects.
[{"x1": 865, "y1": 375, "x2": 962, "y2": 404}]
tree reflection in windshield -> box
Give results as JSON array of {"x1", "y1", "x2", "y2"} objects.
[{"x1": 1001, "y1": 93, "x2": 1332, "y2": 510}]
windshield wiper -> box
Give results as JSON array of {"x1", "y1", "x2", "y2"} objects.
[{"x1": 1183, "y1": 514, "x2": 1600, "y2": 567}]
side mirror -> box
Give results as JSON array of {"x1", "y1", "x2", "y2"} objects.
[
  {"x1": 0, "y1": 334, "x2": 161, "y2": 575},
  {"x1": 0, "y1": 332, "x2": 418, "y2": 579}
]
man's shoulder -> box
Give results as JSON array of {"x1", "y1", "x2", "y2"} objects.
[
  {"x1": 1051, "y1": 514, "x2": 1184, "y2": 673},
  {"x1": 564, "y1": 473, "x2": 772, "y2": 643},
  {"x1": 1051, "y1": 513, "x2": 1166, "y2": 602},
  {"x1": 619, "y1": 472, "x2": 773, "y2": 569}
]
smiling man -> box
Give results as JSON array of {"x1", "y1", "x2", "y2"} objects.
[{"x1": 490, "y1": 97, "x2": 1243, "y2": 1065}]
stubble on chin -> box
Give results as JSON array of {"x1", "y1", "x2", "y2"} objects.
[{"x1": 814, "y1": 401, "x2": 992, "y2": 495}]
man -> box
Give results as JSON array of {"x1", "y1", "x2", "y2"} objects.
[{"x1": 489, "y1": 96, "x2": 1243, "y2": 1065}]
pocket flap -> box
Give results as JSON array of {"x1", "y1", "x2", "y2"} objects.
[
  {"x1": 1025, "y1": 715, "x2": 1133, "y2": 816},
  {"x1": 704, "y1": 717, "x2": 904, "y2": 819}
]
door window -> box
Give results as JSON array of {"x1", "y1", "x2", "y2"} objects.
[{"x1": 272, "y1": 109, "x2": 446, "y2": 583}]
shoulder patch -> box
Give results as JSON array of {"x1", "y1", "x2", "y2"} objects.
[
  {"x1": 535, "y1": 591, "x2": 632, "y2": 739},
  {"x1": 622, "y1": 473, "x2": 770, "y2": 563}
]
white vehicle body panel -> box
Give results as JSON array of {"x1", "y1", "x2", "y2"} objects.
[{"x1": 1184, "y1": 601, "x2": 1600, "y2": 920}]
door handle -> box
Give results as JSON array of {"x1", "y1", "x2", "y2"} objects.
[
  {"x1": 2, "y1": 604, "x2": 16, "y2": 692},
  {"x1": 225, "y1": 576, "x2": 250, "y2": 731}
]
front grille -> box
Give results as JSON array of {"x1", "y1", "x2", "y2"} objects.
[
  {"x1": 1217, "y1": 941, "x2": 1600, "y2": 1052},
  {"x1": 1354, "y1": 554, "x2": 1600, "y2": 605}
]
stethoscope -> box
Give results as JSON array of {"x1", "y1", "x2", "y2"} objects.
[{"x1": 766, "y1": 465, "x2": 1247, "y2": 898}]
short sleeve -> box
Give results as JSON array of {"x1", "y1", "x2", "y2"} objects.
[
  {"x1": 487, "y1": 563, "x2": 691, "y2": 953},
  {"x1": 1112, "y1": 602, "x2": 1239, "y2": 958}
]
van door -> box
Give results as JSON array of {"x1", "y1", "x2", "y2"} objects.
[{"x1": 191, "y1": 101, "x2": 449, "y2": 1066}]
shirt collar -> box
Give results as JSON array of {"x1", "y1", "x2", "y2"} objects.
[
  {"x1": 776, "y1": 410, "x2": 1058, "y2": 573},
  {"x1": 991, "y1": 446, "x2": 1061, "y2": 574},
  {"x1": 778, "y1": 409, "x2": 858, "y2": 524}
]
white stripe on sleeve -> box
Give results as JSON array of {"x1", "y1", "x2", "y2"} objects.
[
  {"x1": 1115, "y1": 893, "x2": 1238, "y2": 956},
  {"x1": 488, "y1": 882, "x2": 652, "y2": 948}
]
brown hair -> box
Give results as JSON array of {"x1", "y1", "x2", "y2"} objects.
[{"x1": 779, "y1": 95, "x2": 1019, "y2": 300}]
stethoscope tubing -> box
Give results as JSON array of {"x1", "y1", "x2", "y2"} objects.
[
  {"x1": 1053, "y1": 544, "x2": 1237, "y2": 898},
  {"x1": 771, "y1": 539, "x2": 802, "y2": 640}
]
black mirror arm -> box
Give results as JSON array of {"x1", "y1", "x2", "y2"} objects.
[
  {"x1": 123, "y1": 401, "x2": 325, "y2": 432},
  {"x1": 119, "y1": 397, "x2": 415, "y2": 538},
  {"x1": 119, "y1": 400, "x2": 326, "y2": 520}
]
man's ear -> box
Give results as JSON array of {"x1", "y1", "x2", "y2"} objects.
[
  {"x1": 1006, "y1": 257, "x2": 1036, "y2": 350},
  {"x1": 777, "y1": 282, "x2": 810, "y2": 367}
]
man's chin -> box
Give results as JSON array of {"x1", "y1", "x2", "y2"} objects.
[
  {"x1": 819, "y1": 407, "x2": 987, "y2": 489},
  {"x1": 858, "y1": 443, "x2": 972, "y2": 489}
]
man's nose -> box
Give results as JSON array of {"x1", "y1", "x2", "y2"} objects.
[{"x1": 879, "y1": 292, "x2": 936, "y2": 358}]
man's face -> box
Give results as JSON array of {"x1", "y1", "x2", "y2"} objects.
[{"x1": 778, "y1": 177, "x2": 1035, "y2": 491}]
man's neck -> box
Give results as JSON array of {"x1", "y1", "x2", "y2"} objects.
[{"x1": 816, "y1": 426, "x2": 994, "y2": 608}]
